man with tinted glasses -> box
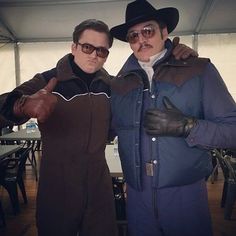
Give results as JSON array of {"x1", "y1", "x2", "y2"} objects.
[
  {"x1": 110, "y1": 0, "x2": 236, "y2": 236},
  {"x1": 1, "y1": 19, "x2": 117, "y2": 236},
  {"x1": 1, "y1": 17, "x2": 197, "y2": 236}
]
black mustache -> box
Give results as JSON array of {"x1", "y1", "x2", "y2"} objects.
[{"x1": 138, "y1": 44, "x2": 152, "y2": 52}]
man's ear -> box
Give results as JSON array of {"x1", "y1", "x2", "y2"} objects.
[
  {"x1": 71, "y1": 43, "x2": 77, "y2": 55},
  {"x1": 161, "y1": 27, "x2": 168, "y2": 41}
]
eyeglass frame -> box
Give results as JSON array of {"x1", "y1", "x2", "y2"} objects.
[
  {"x1": 76, "y1": 42, "x2": 109, "y2": 58},
  {"x1": 126, "y1": 24, "x2": 159, "y2": 44}
]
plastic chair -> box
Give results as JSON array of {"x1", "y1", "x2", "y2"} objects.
[
  {"x1": 112, "y1": 177, "x2": 128, "y2": 236},
  {"x1": 0, "y1": 147, "x2": 31, "y2": 214},
  {"x1": 0, "y1": 126, "x2": 15, "y2": 145},
  {"x1": 1, "y1": 126, "x2": 39, "y2": 181},
  {"x1": 0, "y1": 199, "x2": 6, "y2": 228},
  {"x1": 22, "y1": 140, "x2": 39, "y2": 182},
  {"x1": 213, "y1": 149, "x2": 236, "y2": 220},
  {"x1": 211, "y1": 150, "x2": 229, "y2": 207},
  {"x1": 209, "y1": 154, "x2": 219, "y2": 183},
  {"x1": 0, "y1": 158, "x2": 11, "y2": 227}
]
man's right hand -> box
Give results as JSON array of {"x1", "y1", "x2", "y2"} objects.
[{"x1": 13, "y1": 78, "x2": 58, "y2": 123}]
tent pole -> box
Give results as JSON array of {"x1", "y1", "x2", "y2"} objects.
[
  {"x1": 193, "y1": 34, "x2": 198, "y2": 53},
  {"x1": 14, "y1": 42, "x2": 21, "y2": 87}
]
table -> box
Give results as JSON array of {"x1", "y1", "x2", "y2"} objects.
[
  {"x1": 0, "y1": 128, "x2": 41, "y2": 181},
  {"x1": 0, "y1": 145, "x2": 22, "y2": 160},
  {"x1": 0, "y1": 128, "x2": 41, "y2": 142},
  {"x1": 105, "y1": 144, "x2": 123, "y2": 177},
  {"x1": 0, "y1": 130, "x2": 122, "y2": 177}
]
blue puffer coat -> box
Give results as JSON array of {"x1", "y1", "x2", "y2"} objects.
[{"x1": 111, "y1": 40, "x2": 236, "y2": 191}]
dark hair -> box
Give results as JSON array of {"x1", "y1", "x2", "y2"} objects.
[
  {"x1": 73, "y1": 19, "x2": 113, "y2": 48},
  {"x1": 156, "y1": 20, "x2": 167, "y2": 40},
  {"x1": 157, "y1": 21, "x2": 167, "y2": 30}
]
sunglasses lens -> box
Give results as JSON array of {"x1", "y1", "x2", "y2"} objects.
[
  {"x1": 126, "y1": 26, "x2": 156, "y2": 44},
  {"x1": 81, "y1": 43, "x2": 95, "y2": 54},
  {"x1": 142, "y1": 27, "x2": 155, "y2": 38},
  {"x1": 79, "y1": 43, "x2": 109, "y2": 58},
  {"x1": 97, "y1": 47, "x2": 109, "y2": 58},
  {"x1": 126, "y1": 32, "x2": 139, "y2": 44}
]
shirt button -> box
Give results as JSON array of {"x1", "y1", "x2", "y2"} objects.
[
  {"x1": 153, "y1": 160, "x2": 158, "y2": 165},
  {"x1": 152, "y1": 137, "x2": 156, "y2": 141},
  {"x1": 151, "y1": 94, "x2": 155, "y2": 99}
]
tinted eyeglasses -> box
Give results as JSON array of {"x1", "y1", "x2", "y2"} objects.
[
  {"x1": 77, "y1": 42, "x2": 109, "y2": 58},
  {"x1": 126, "y1": 25, "x2": 157, "y2": 44}
]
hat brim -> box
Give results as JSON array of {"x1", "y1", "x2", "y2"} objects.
[{"x1": 110, "y1": 8, "x2": 179, "y2": 42}]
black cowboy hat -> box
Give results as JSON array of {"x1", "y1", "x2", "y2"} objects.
[{"x1": 110, "y1": 0, "x2": 179, "y2": 42}]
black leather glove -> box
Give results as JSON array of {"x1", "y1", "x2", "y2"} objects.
[{"x1": 144, "y1": 96, "x2": 197, "y2": 137}]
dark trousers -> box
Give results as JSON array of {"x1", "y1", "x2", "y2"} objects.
[
  {"x1": 126, "y1": 179, "x2": 213, "y2": 236},
  {"x1": 36, "y1": 159, "x2": 118, "y2": 236}
]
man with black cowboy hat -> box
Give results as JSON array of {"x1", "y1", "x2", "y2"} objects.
[{"x1": 110, "y1": 0, "x2": 236, "y2": 235}]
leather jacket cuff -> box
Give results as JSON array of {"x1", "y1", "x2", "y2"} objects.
[
  {"x1": 13, "y1": 95, "x2": 29, "y2": 118},
  {"x1": 1, "y1": 91, "x2": 27, "y2": 124},
  {"x1": 184, "y1": 118, "x2": 197, "y2": 137}
]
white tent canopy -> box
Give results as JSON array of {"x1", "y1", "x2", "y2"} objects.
[
  {"x1": 0, "y1": 0, "x2": 236, "y2": 42},
  {"x1": 0, "y1": 0, "x2": 236, "y2": 99}
]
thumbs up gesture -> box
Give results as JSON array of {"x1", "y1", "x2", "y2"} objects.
[{"x1": 13, "y1": 78, "x2": 58, "y2": 123}]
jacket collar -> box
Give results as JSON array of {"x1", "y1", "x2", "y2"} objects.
[
  {"x1": 56, "y1": 53, "x2": 111, "y2": 84},
  {"x1": 118, "y1": 39, "x2": 172, "y2": 74}
]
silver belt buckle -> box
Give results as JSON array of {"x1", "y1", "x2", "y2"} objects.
[{"x1": 146, "y1": 162, "x2": 154, "y2": 176}]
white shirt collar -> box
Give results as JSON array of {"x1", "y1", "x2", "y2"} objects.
[
  {"x1": 138, "y1": 48, "x2": 167, "y2": 68},
  {"x1": 138, "y1": 49, "x2": 167, "y2": 84}
]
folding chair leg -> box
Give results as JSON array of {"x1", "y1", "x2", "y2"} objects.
[
  {"x1": 0, "y1": 200, "x2": 6, "y2": 227},
  {"x1": 27, "y1": 149, "x2": 38, "y2": 181},
  {"x1": 18, "y1": 178, "x2": 28, "y2": 204},
  {"x1": 5, "y1": 184, "x2": 20, "y2": 215},
  {"x1": 224, "y1": 182, "x2": 236, "y2": 220},
  {"x1": 221, "y1": 181, "x2": 228, "y2": 208}
]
